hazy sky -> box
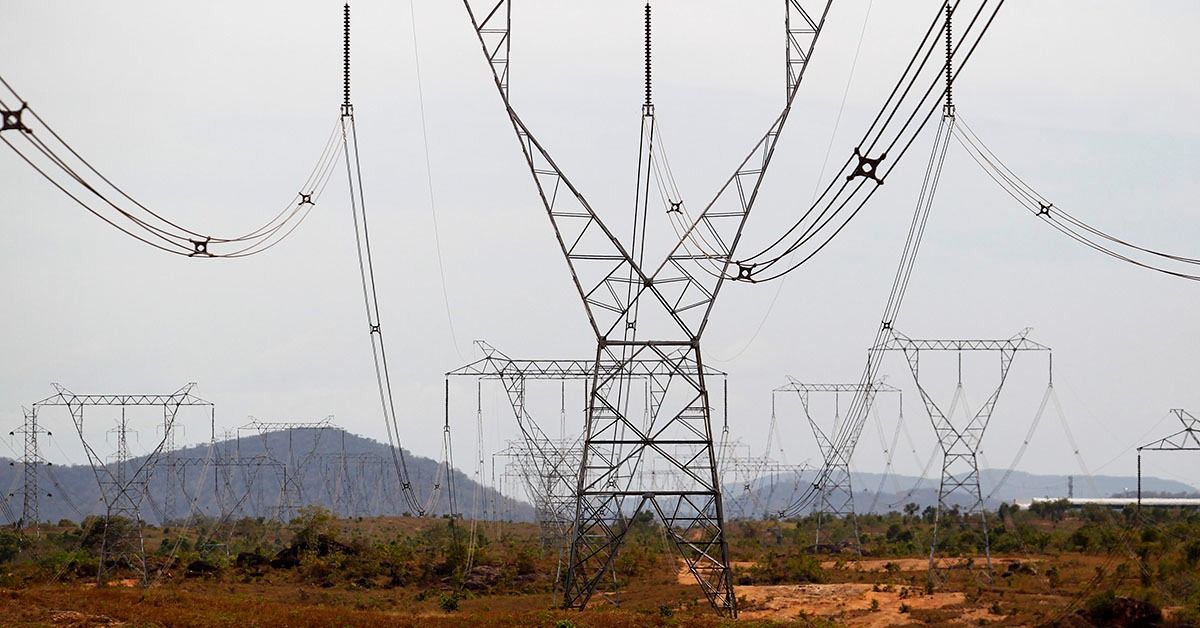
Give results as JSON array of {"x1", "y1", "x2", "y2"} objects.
[{"x1": 2, "y1": 1, "x2": 1198, "y2": 499}]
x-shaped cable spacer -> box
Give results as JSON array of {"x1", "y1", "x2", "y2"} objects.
[
  {"x1": 299, "y1": 193, "x2": 314, "y2": 206},
  {"x1": 370, "y1": 324, "x2": 381, "y2": 334},
  {"x1": 1, "y1": 104, "x2": 31, "y2": 133},
  {"x1": 1037, "y1": 202, "x2": 1053, "y2": 217},
  {"x1": 668, "y1": 200, "x2": 683, "y2": 213},
  {"x1": 735, "y1": 263, "x2": 756, "y2": 283},
  {"x1": 847, "y1": 147, "x2": 886, "y2": 184},
  {"x1": 190, "y1": 239, "x2": 212, "y2": 257}
]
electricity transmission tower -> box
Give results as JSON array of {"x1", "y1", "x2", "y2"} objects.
[
  {"x1": 32, "y1": 383, "x2": 212, "y2": 585},
  {"x1": 1137, "y1": 409, "x2": 1200, "y2": 510},
  {"x1": 717, "y1": 437, "x2": 810, "y2": 522},
  {"x1": 239, "y1": 416, "x2": 337, "y2": 520},
  {"x1": 877, "y1": 329, "x2": 1050, "y2": 582},
  {"x1": 463, "y1": 1, "x2": 831, "y2": 615},
  {"x1": 773, "y1": 380, "x2": 900, "y2": 552},
  {"x1": 447, "y1": 341, "x2": 728, "y2": 549},
  {"x1": 10, "y1": 406, "x2": 52, "y2": 533}
]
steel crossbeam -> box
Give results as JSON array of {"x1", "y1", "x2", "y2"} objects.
[{"x1": 1140, "y1": 410, "x2": 1200, "y2": 451}]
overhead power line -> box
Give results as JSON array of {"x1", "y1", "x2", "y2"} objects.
[{"x1": 0, "y1": 66, "x2": 340, "y2": 257}]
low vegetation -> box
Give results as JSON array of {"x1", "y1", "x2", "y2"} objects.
[{"x1": 0, "y1": 500, "x2": 1197, "y2": 626}]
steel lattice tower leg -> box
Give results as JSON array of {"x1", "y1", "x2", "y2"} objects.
[
  {"x1": 96, "y1": 410, "x2": 149, "y2": 585},
  {"x1": 565, "y1": 342, "x2": 733, "y2": 613}
]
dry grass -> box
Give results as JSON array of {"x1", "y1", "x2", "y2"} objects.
[{"x1": 2, "y1": 510, "x2": 1196, "y2": 627}]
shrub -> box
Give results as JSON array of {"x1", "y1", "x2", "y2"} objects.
[
  {"x1": 438, "y1": 592, "x2": 460, "y2": 612},
  {"x1": 0, "y1": 531, "x2": 22, "y2": 563},
  {"x1": 744, "y1": 552, "x2": 824, "y2": 585}
]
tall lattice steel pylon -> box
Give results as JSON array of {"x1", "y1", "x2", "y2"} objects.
[
  {"x1": 10, "y1": 408, "x2": 51, "y2": 535},
  {"x1": 774, "y1": 379, "x2": 901, "y2": 552},
  {"x1": 10, "y1": 406, "x2": 52, "y2": 533},
  {"x1": 462, "y1": 1, "x2": 832, "y2": 615},
  {"x1": 33, "y1": 383, "x2": 212, "y2": 585},
  {"x1": 877, "y1": 329, "x2": 1050, "y2": 583}
]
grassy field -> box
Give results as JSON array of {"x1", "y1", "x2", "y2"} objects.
[{"x1": 1, "y1": 501, "x2": 1198, "y2": 626}]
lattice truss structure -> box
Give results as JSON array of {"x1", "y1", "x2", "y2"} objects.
[
  {"x1": 165, "y1": 452, "x2": 285, "y2": 528},
  {"x1": 715, "y1": 436, "x2": 810, "y2": 522},
  {"x1": 462, "y1": 1, "x2": 832, "y2": 615},
  {"x1": 9, "y1": 406, "x2": 53, "y2": 532},
  {"x1": 492, "y1": 438, "x2": 582, "y2": 546},
  {"x1": 774, "y1": 379, "x2": 901, "y2": 550},
  {"x1": 1140, "y1": 410, "x2": 1200, "y2": 453},
  {"x1": 447, "y1": 341, "x2": 729, "y2": 551},
  {"x1": 316, "y1": 436, "x2": 390, "y2": 520},
  {"x1": 877, "y1": 329, "x2": 1050, "y2": 581},
  {"x1": 1138, "y1": 410, "x2": 1200, "y2": 504},
  {"x1": 238, "y1": 416, "x2": 338, "y2": 521},
  {"x1": 32, "y1": 383, "x2": 212, "y2": 585}
]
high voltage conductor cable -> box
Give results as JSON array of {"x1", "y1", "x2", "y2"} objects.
[
  {"x1": 780, "y1": 72, "x2": 960, "y2": 517},
  {"x1": 732, "y1": 0, "x2": 1005, "y2": 283},
  {"x1": 953, "y1": 113, "x2": 1200, "y2": 280},
  {"x1": 338, "y1": 2, "x2": 425, "y2": 517},
  {"x1": 0, "y1": 72, "x2": 343, "y2": 258},
  {"x1": 737, "y1": 0, "x2": 989, "y2": 279},
  {"x1": 733, "y1": 0, "x2": 956, "y2": 269},
  {"x1": 776, "y1": 1, "x2": 968, "y2": 515}
]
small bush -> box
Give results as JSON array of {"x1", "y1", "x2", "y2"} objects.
[{"x1": 438, "y1": 592, "x2": 460, "y2": 612}]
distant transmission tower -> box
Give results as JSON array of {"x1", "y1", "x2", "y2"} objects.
[
  {"x1": 462, "y1": 2, "x2": 831, "y2": 614},
  {"x1": 10, "y1": 406, "x2": 52, "y2": 533},
  {"x1": 878, "y1": 329, "x2": 1050, "y2": 583},
  {"x1": 774, "y1": 380, "x2": 901, "y2": 552},
  {"x1": 33, "y1": 383, "x2": 212, "y2": 585},
  {"x1": 240, "y1": 416, "x2": 336, "y2": 520},
  {"x1": 448, "y1": 343, "x2": 728, "y2": 562},
  {"x1": 1137, "y1": 409, "x2": 1200, "y2": 512}
]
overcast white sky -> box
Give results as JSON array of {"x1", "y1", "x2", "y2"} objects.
[{"x1": 2, "y1": 1, "x2": 1198, "y2": 497}]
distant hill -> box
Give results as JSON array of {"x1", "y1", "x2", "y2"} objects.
[
  {"x1": 6, "y1": 431, "x2": 1193, "y2": 527},
  {"x1": 724, "y1": 468, "x2": 1199, "y2": 519},
  {"x1": 0, "y1": 428, "x2": 535, "y2": 526}
]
